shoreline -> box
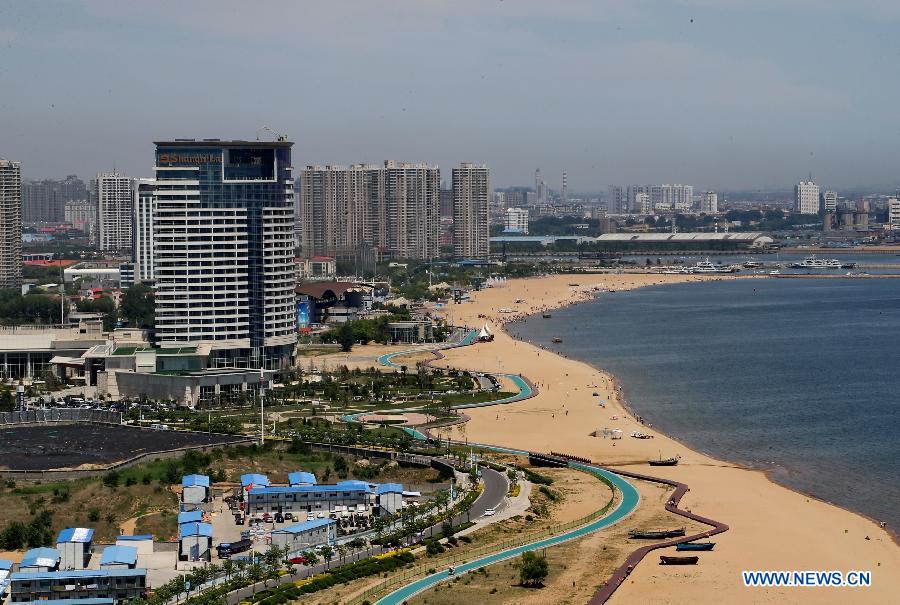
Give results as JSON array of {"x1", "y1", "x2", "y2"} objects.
[{"x1": 429, "y1": 273, "x2": 900, "y2": 604}]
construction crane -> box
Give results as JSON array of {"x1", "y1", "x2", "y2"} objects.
[{"x1": 255, "y1": 125, "x2": 288, "y2": 141}]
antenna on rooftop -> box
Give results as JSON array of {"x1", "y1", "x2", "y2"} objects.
[{"x1": 256, "y1": 125, "x2": 288, "y2": 141}]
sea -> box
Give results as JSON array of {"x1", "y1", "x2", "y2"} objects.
[{"x1": 509, "y1": 277, "x2": 900, "y2": 530}]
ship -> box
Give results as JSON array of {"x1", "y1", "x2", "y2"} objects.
[
  {"x1": 691, "y1": 259, "x2": 735, "y2": 274},
  {"x1": 790, "y1": 255, "x2": 842, "y2": 269}
]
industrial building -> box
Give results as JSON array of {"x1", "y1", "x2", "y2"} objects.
[
  {"x1": 177, "y1": 522, "x2": 212, "y2": 562},
  {"x1": 99, "y1": 546, "x2": 138, "y2": 570},
  {"x1": 56, "y1": 527, "x2": 94, "y2": 570},
  {"x1": 114, "y1": 536, "x2": 153, "y2": 557},
  {"x1": 8, "y1": 568, "x2": 147, "y2": 603},
  {"x1": 181, "y1": 474, "x2": 210, "y2": 505},
  {"x1": 594, "y1": 232, "x2": 774, "y2": 248},
  {"x1": 270, "y1": 519, "x2": 336, "y2": 552}
]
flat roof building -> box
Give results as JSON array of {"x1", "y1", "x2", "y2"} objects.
[
  {"x1": 181, "y1": 474, "x2": 210, "y2": 505},
  {"x1": 19, "y1": 548, "x2": 61, "y2": 573},
  {"x1": 177, "y1": 522, "x2": 212, "y2": 562},
  {"x1": 270, "y1": 519, "x2": 336, "y2": 552},
  {"x1": 56, "y1": 528, "x2": 94, "y2": 570},
  {"x1": 8, "y1": 568, "x2": 147, "y2": 603},
  {"x1": 99, "y1": 546, "x2": 138, "y2": 570}
]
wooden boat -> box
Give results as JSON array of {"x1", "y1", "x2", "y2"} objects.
[
  {"x1": 542, "y1": 313, "x2": 552, "y2": 319},
  {"x1": 676, "y1": 542, "x2": 715, "y2": 551},
  {"x1": 552, "y1": 337, "x2": 562, "y2": 343},
  {"x1": 660, "y1": 555, "x2": 699, "y2": 565},
  {"x1": 629, "y1": 528, "x2": 686, "y2": 539},
  {"x1": 648, "y1": 457, "x2": 679, "y2": 466}
]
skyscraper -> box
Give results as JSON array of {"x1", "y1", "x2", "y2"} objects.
[
  {"x1": 132, "y1": 179, "x2": 156, "y2": 283},
  {"x1": 94, "y1": 171, "x2": 134, "y2": 252},
  {"x1": 22, "y1": 175, "x2": 88, "y2": 224},
  {"x1": 561, "y1": 170, "x2": 568, "y2": 203},
  {"x1": 794, "y1": 180, "x2": 820, "y2": 214},
  {"x1": 700, "y1": 191, "x2": 718, "y2": 214},
  {"x1": 0, "y1": 159, "x2": 23, "y2": 289},
  {"x1": 823, "y1": 190, "x2": 837, "y2": 213},
  {"x1": 607, "y1": 186, "x2": 625, "y2": 214},
  {"x1": 153, "y1": 140, "x2": 297, "y2": 370},
  {"x1": 299, "y1": 161, "x2": 439, "y2": 260},
  {"x1": 535, "y1": 168, "x2": 547, "y2": 205},
  {"x1": 634, "y1": 192, "x2": 651, "y2": 214},
  {"x1": 452, "y1": 162, "x2": 490, "y2": 259}
]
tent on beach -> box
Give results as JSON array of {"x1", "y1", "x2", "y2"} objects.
[{"x1": 478, "y1": 324, "x2": 494, "y2": 342}]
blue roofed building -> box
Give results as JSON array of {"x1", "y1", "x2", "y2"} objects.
[
  {"x1": 8, "y1": 568, "x2": 147, "y2": 603},
  {"x1": 0, "y1": 559, "x2": 12, "y2": 599},
  {"x1": 177, "y1": 510, "x2": 204, "y2": 526},
  {"x1": 375, "y1": 483, "x2": 405, "y2": 514},
  {"x1": 247, "y1": 483, "x2": 374, "y2": 515},
  {"x1": 99, "y1": 546, "x2": 138, "y2": 570},
  {"x1": 181, "y1": 474, "x2": 210, "y2": 505},
  {"x1": 56, "y1": 528, "x2": 94, "y2": 570},
  {"x1": 270, "y1": 519, "x2": 336, "y2": 552},
  {"x1": 19, "y1": 548, "x2": 61, "y2": 572},
  {"x1": 177, "y1": 522, "x2": 212, "y2": 562},
  {"x1": 240, "y1": 473, "x2": 270, "y2": 492},
  {"x1": 287, "y1": 471, "x2": 316, "y2": 486}
]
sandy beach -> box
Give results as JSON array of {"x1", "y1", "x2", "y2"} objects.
[{"x1": 424, "y1": 273, "x2": 900, "y2": 604}]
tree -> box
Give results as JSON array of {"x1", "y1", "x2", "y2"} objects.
[
  {"x1": 516, "y1": 551, "x2": 549, "y2": 587},
  {"x1": 320, "y1": 545, "x2": 334, "y2": 568},
  {"x1": 337, "y1": 321, "x2": 355, "y2": 352},
  {"x1": 120, "y1": 284, "x2": 154, "y2": 328}
]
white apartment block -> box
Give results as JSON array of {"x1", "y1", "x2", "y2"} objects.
[
  {"x1": 0, "y1": 159, "x2": 22, "y2": 289},
  {"x1": 700, "y1": 191, "x2": 718, "y2": 214},
  {"x1": 95, "y1": 171, "x2": 133, "y2": 252},
  {"x1": 888, "y1": 197, "x2": 900, "y2": 231},
  {"x1": 132, "y1": 179, "x2": 156, "y2": 282},
  {"x1": 795, "y1": 180, "x2": 820, "y2": 214},
  {"x1": 823, "y1": 190, "x2": 837, "y2": 213},
  {"x1": 505, "y1": 207, "x2": 529, "y2": 234},
  {"x1": 452, "y1": 162, "x2": 490, "y2": 259},
  {"x1": 634, "y1": 192, "x2": 651, "y2": 214}
]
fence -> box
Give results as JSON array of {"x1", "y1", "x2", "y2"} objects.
[
  {"x1": 0, "y1": 407, "x2": 122, "y2": 425},
  {"x1": 346, "y1": 486, "x2": 617, "y2": 605}
]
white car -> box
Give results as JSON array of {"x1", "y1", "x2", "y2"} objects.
[{"x1": 483, "y1": 508, "x2": 495, "y2": 517}]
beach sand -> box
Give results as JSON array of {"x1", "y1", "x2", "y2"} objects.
[{"x1": 425, "y1": 273, "x2": 900, "y2": 604}]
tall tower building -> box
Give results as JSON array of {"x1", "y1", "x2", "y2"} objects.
[
  {"x1": 535, "y1": 168, "x2": 547, "y2": 205},
  {"x1": 823, "y1": 190, "x2": 837, "y2": 213},
  {"x1": 700, "y1": 191, "x2": 718, "y2": 214},
  {"x1": 794, "y1": 180, "x2": 820, "y2": 214},
  {"x1": 0, "y1": 159, "x2": 23, "y2": 289},
  {"x1": 562, "y1": 170, "x2": 568, "y2": 203},
  {"x1": 132, "y1": 179, "x2": 156, "y2": 283},
  {"x1": 94, "y1": 171, "x2": 134, "y2": 252},
  {"x1": 153, "y1": 140, "x2": 297, "y2": 370},
  {"x1": 607, "y1": 186, "x2": 625, "y2": 214},
  {"x1": 22, "y1": 176, "x2": 87, "y2": 224},
  {"x1": 452, "y1": 162, "x2": 490, "y2": 259},
  {"x1": 634, "y1": 192, "x2": 651, "y2": 214}
]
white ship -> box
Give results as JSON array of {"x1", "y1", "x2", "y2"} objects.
[{"x1": 791, "y1": 255, "x2": 842, "y2": 269}]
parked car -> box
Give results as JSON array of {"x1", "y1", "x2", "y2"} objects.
[
  {"x1": 483, "y1": 507, "x2": 496, "y2": 517},
  {"x1": 288, "y1": 555, "x2": 309, "y2": 565},
  {"x1": 274, "y1": 512, "x2": 284, "y2": 523},
  {"x1": 262, "y1": 512, "x2": 273, "y2": 523},
  {"x1": 284, "y1": 512, "x2": 294, "y2": 521}
]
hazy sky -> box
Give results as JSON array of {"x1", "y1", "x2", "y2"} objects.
[{"x1": 2, "y1": 0, "x2": 900, "y2": 191}]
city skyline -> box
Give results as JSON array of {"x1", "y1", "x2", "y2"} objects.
[{"x1": 3, "y1": 2, "x2": 900, "y2": 190}]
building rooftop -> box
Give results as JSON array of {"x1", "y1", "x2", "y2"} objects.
[
  {"x1": 177, "y1": 511, "x2": 203, "y2": 525},
  {"x1": 99, "y1": 546, "x2": 138, "y2": 567},
  {"x1": 240, "y1": 473, "x2": 270, "y2": 488},
  {"x1": 376, "y1": 483, "x2": 404, "y2": 495},
  {"x1": 287, "y1": 471, "x2": 317, "y2": 486},
  {"x1": 15, "y1": 600, "x2": 114, "y2": 605},
  {"x1": 20, "y1": 548, "x2": 60, "y2": 569},
  {"x1": 177, "y1": 522, "x2": 213, "y2": 539},
  {"x1": 272, "y1": 518, "x2": 336, "y2": 535},
  {"x1": 181, "y1": 474, "x2": 210, "y2": 488},
  {"x1": 249, "y1": 483, "x2": 371, "y2": 496},
  {"x1": 154, "y1": 140, "x2": 292, "y2": 148},
  {"x1": 115, "y1": 535, "x2": 152, "y2": 542},
  {"x1": 11, "y1": 568, "x2": 147, "y2": 580},
  {"x1": 56, "y1": 528, "x2": 93, "y2": 544}
]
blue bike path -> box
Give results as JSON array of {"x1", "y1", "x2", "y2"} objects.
[{"x1": 374, "y1": 460, "x2": 640, "y2": 605}]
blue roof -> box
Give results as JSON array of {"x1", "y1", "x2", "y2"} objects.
[
  {"x1": 288, "y1": 471, "x2": 317, "y2": 485},
  {"x1": 17, "y1": 600, "x2": 114, "y2": 605},
  {"x1": 178, "y1": 522, "x2": 213, "y2": 539},
  {"x1": 273, "y1": 518, "x2": 335, "y2": 535},
  {"x1": 177, "y1": 510, "x2": 203, "y2": 525},
  {"x1": 100, "y1": 546, "x2": 138, "y2": 567},
  {"x1": 20, "y1": 548, "x2": 60, "y2": 568},
  {"x1": 376, "y1": 483, "x2": 404, "y2": 495},
  {"x1": 116, "y1": 535, "x2": 152, "y2": 542},
  {"x1": 240, "y1": 473, "x2": 270, "y2": 487},
  {"x1": 56, "y1": 527, "x2": 94, "y2": 543},
  {"x1": 0, "y1": 560, "x2": 12, "y2": 571},
  {"x1": 181, "y1": 474, "x2": 210, "y2": 487},
  {"x1": 11, "y1": 569, "x2": 146, "y2": 580},
  {"x1": 249, "y1": 484, "x2": 370, "y2": 496},
  {"x1": 335, "y1": 480, "x2": 372, "y2": 490}
]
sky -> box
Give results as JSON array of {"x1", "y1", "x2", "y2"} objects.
[{"x1": 2, "y1": 0, "x2": 900, "y2": 192}]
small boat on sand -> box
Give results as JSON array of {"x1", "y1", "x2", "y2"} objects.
[
  {"x1": 552, "y1": 337, "x2": 562, "y2": 343},
  {"x1": 676, "y1": 542, "x2": 715, "y2": 551},
  {"x1": 629, "y1": 528, "x2": 686, "y2": 539},
  {"x1": 648, "y1": 457, "x2": 679, "y2": 466},
  {"x1": 660, "y1": 555, "x2": 699, "y2": 565}
]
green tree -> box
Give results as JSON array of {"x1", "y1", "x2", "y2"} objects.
[
  {"x1": 337, "y1": 321, "x2": 355, "y2": 352},
  {"x1": 516, "y1": 551, "x2": 549, "y2": 587},
  {"x1": 120, "y1": 283, "x2": 155, "y2": 328}
]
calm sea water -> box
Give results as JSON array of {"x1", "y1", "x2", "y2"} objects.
[{"x1": 510, "y1": 278, "x2": 900, "y2": 529}]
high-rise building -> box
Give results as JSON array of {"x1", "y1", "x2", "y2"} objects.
[
  {"x1": 794, "y1": 180, "x2": 820, "y2": 214},
  {"x1": 0, "y1": 159, "x2": 23, "y2": 289},
  {"x1": 535, "y1": 168, "x2": 547, "y2": 205},
  {"x1": 65, "y1": 199, "x2": 98, "y2": 238},
  {"x1": 132, "y1": 179, "x2": 156, "y2": 283},
  {"x1": 701, "y1": 191, "x2": 718, "y2": 214},
  {"x1": 299, "y1": 161, "x2": 439, "y2": 260},
  {"x1": 439, "y1": 184, "x2": 454, "y2": 219},
  {"x1": 505, "y1": 207, "x2": 529, "y2": 234},
  {"x1": 452, "y1": 162, "x2": 490, "y2": 259},
  {"x1": 823, "y1": 190, "x2": 837, "y2": 213},
  {"x1": 634, "y1": 192, "x2": 651, "y2": 214},
  {"x1": 888, "y1": 197, "x2": 900, "y2": 231},
  {"x1": 94, "y1": 171, "x2": 133, "y2": 252},
  {"x1": 153, "y1": 140, "x2": 297, "y2": 370},
  {"x1": 607, "y1": 186, "x2": 626, "y2": 213},
  {"x1": 23, "y1": 176, "x2": 88, "y2": 224},
  {"x1": 561, "y1": 170, "x2": 568, "y2": 203},
  {"x1": 626, "y1": 185, "x2": 649, "y2": 213}
]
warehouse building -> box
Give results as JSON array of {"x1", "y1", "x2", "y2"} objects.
[
  {"x1": 56, "y1": 528, "x2": 94, "y2": 570},
  {"x1": 8, "y1": 568, "x2": 147, "y2": 603},
  {"x1": 181, "y1": 475, "x2": 210, "y2": 505},
  {"x1": 19, "y1": 548, "x2": 60, "y2": 572},
  {"x1": 178, "y1": 522, "x2": 212, "y2": 562},
  {"x1": 594, "y1": 232, "x2": 774, "y2": 248},
  {"x1": 270, "y1": 519, "x2": 336, "y2": 552},
  {"x1": 288, "y1": 471, "x2": 317, "y2": 486},
  {"x1": 99, "y1": 546, "x2": 138, "y2": 570}
]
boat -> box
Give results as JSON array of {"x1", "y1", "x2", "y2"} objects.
[
  {"x1": 743, "y1": 259, "x2": 763, "y2": 269},
  {"x1": 552, "y1": 337, "x2": 562, "y2": 343},
  {"x1": 676, "y1": 542, "x2": 715, "y2": 551},
  {"x1": 542, "y1": 313, "x2": 552, "y2": 319},
  {"x1": 790, "y1": 255, "x2": 842, "y2": 269},
  {"x1": 648, "y1": 456, "x2": 679, "y2": 466},
  {"x1": 691, "y1": 259, "x2": 734, "y2": 274},
  {"x1": 629, "y1": 528, "x2": 686, "y2": 539},
  {"x1": 769, "y1": 270, "x2": 781, "y2": 275},
  {"x1": 630, "y1": 431, "x2": 654, "y2": 439},
  {"x1": 660, "y1": 555, "x2": 699, "y2": 565}
]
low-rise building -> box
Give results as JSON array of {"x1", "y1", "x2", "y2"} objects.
[
  {"x1": 177, "y1": 522, "x2": 212, "y2": 562},
  {"x1": 376, "y1": 483, "x2": 404, "y2": 515},
  {"x1": 270, "y1": 519, "x2": 336, "y2": 552},
  {"x1": 288, "y1": 471, "x2": 317, "y2": 486},
  {"x1": 114, "y1": 536, "x2": 153, "y2": 556},
  {"x1": 56, "y1": 528, "x2": 94, "y2": 570},
  {"x1": 247, "y1": 481, "x2": 376, "y2": 515},
  {"x1": 8, "y1": 569, "x2": 147, "y2": 603},
  {"x1": 99, "y1": 546, "x2": 138, "y2": 570},
  {"x1": 19, "y1": 548, "x2": 61, "y2": 573},
  {"x1": 181, "y1": 475, "x2": 210, "y2": 505},
  {"x1": 387, "y1": 321, "x2": 434, "y2": 344},
  {"x1": 177, "y1": 510, "x2": 204, "y2": 526}
]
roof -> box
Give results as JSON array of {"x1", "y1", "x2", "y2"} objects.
[
  {"x1": 240, "y1": 473, "x2": 270, "y2": 488},
  {"x1": 178, "y1": 522, "x2": 213, "y2": 539},
  {"x1": 11, "y1": 568, "x2": 146, "y2": 580},
  {"x1": 116, "y1": 535, "x2": 152, "y2": 542},
  {"x1": 273, "y1": 518, "x2": 336, "y2": 535},
  {"x1": 100, "y1": 546, "x2": 138, "y2": 567},
  {"x1": 376, "y1": 483, "x2": 404, "y2": 495},
  {"x1": 181, "y1": 474, "x2": 210, "y2": 487},
  {"x1": 310, "y1": 256, "x2": 335, "y2": 262},
  {"x1": 288, "y1": 471, "x2": 317, "y2": 485},
  {"x1": 0, "y1": 560, "x2": 12, "y2": 571},
  {"x1": 595, "y1": 232, "x2": 771, "y2": 242},
  {"x1": 295, "y1": 282, "x2": 370, "y2": 299},
  {"x1": 249, "y1": 483, "x2": 371, "y2": 496},
  {"x1": 56, "y1": 527, "x2": 94, "y2": 544},
  {"x1": 177, "y1": 511, "x2": 203, "y2": 525},
  {"x1": 19, "y1": 548, "x2": 61, "y2": 568},
  {"x1": 155, "y1": 139, "x2": 292, "y2": 148},
  {"x1": 14, "y1": 600, "x2": 114, "y2": 605},
  {"x1": 335, "y1": 480, "x2": 372, "y2": 490}
]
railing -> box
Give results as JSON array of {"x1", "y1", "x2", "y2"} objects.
[{"x1": 345, "y1": 484, "x2": 616, "y2": 605}]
